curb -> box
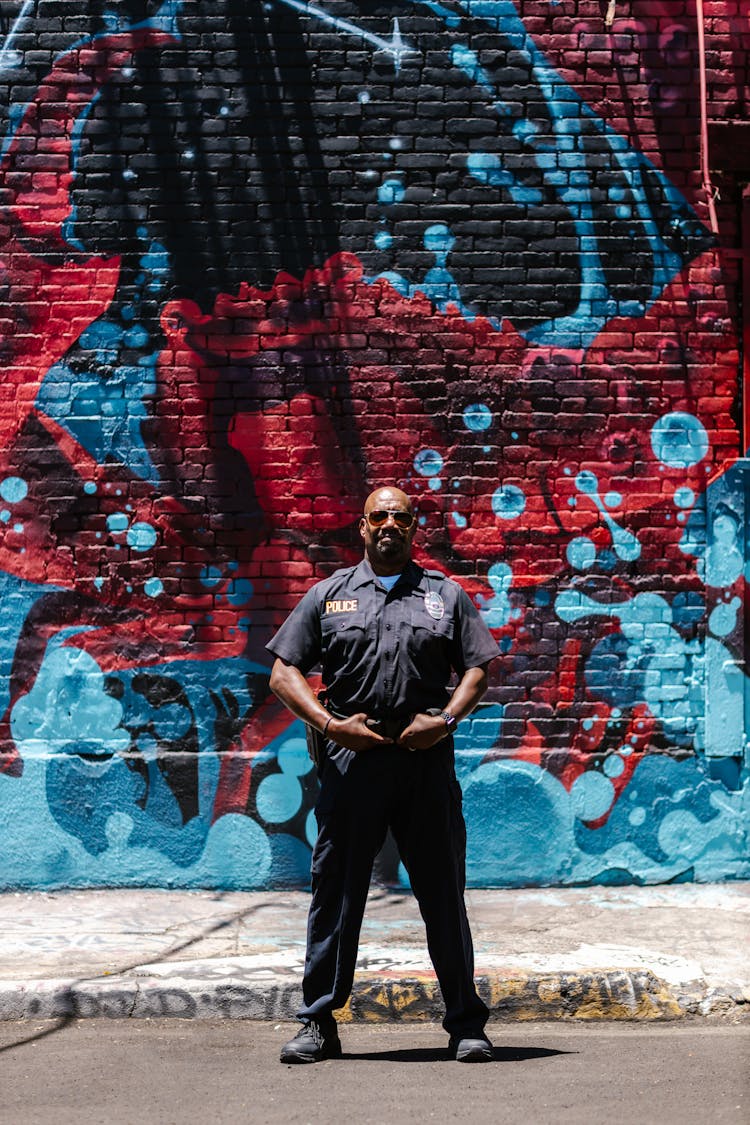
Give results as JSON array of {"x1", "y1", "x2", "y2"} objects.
[{"x1": 2, "y1": 971, "x2": 747, "y2": 1022}]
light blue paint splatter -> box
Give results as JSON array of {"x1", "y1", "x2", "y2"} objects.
[
  {"x1": 451, "y1": 512, "x2": 467, "y2": 529},
  {"x1": 478, "y1": 562, "x2": 513, "y2": 628},
  {"x1": 414, "y1": 449, "x2": 444, "y2": 477},
  {"x1": 466, "y1": 150, "x2": 543, "y2": 206},
  {"x1": 575, "y1": 471, "x2": 640, "y2": 561},
  {"x1": 106, "y1": 512, "x2": 129, "y2": 535},
  {"x1": 566, "y1": 536, "x2": 596, "y2": 571},
  {"x1": 256, "y1": 773, "x2": 303, "y2": 823},
  {"x1": 603, "y1": 754, "x2": 625, "y2": 779},
  {"x1": 278, "y1": 737, "x2": 314, "y2": 778},
  {"x1": 492, "y1": 485, "x2": 526, "y2": 520},
  {"x1": 306, "y1": 807, "x2": 317, "y2": 847},
  {"x1": 83, "y1": 481, "x2": 97, "y2": 495},
  {"x1": 650, "y1": 412, "x2": 709, "y2": 468},
  {"x1": 226, "y1": 578, "x2": 253, "y2": 607},
  {"x1": 673, "y1": 486, "x2": 695, "y2": 509},
  {"x1": 144, "y1": 578, "x2": 163, "y2": 598},
  {"x1": 200, "y1": 565, "x2": 224, "y2": 588},
  {"x1": 123, "y1": 324, "x2": 150, "y2": 349},
  {"x1": 604, "y1": 491, "x2": 622, "y2": 509},
  {"x1": 556, "y1": 588, "x2": 703, "y2": 749},
  {"x1": 708, "y1": 597, "x2": 740, "y2": 638},
  {"x1": 11, "y1": 640, "x2": 130, "y2": 756},
  {"x1": 570, "y1": 771, "x2": 614, "y2": 821},
  {"x1": 374, "y1": 230, "x2": 393, "y2": 250},
  {"x1": 463, "y1": 404, "x2": 493, "y2": 432},
  {"x1": 378, "y1": 179, "x2": 405, "y2": 205},
  {"x1": 0, "y1": 477, "x2": 27, "y2": 504},
  {"x1": 126, "y1": 522, "x2": 158, "y2": 552},
  {"x1": 702, "y1": 511, "x2": 743, "y2": 588}
]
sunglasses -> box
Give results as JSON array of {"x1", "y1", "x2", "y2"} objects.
[{"x1": 366, "y1": 509, "x2": 415, "y2": 529}]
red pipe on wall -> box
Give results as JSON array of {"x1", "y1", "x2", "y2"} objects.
[{"x1": 696, "y1": 0, "x2": 720, "y2": 236}]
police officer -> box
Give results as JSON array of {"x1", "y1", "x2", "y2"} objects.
[{"x1": 267, "y1": 486, "x2": 499, "y2": 1063}]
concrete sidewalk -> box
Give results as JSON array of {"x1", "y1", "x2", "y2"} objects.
[{"x1": 0, "y1": 883, "x2": 748, "y2": 1022}]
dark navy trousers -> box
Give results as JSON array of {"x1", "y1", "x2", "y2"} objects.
[{"x1": 298, "y1": 743, "x2": 488, "y2": 1037}]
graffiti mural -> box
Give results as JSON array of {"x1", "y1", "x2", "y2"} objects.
[{"x1": 0, "y1": 0, "x2": 747, "y2": 888}]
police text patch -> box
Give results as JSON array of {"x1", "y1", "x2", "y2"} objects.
[{"x1": 324, "y1": 598, "x2": 359, "y2": 614}]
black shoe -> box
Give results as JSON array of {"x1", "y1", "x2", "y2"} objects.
[
  {"x1": 279, "y1": 1021, "x2": 343, "y2": 1064},
  {"x1": 449, "y1": 1034, "x2": 494, "y2": 1062}
]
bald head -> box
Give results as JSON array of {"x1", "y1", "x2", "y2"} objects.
[
  {"x1": 360, "y1": 486, "x2": 416, "y2": 575},
  {"x1": 364, "y1": 486, "x2": 413, "y2": 517}
]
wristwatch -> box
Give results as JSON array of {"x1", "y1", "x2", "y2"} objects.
[{"x1": 441, "y1": 711, "x2": 457, "y2": 731}]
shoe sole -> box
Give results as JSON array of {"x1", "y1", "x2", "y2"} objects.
[
  {"x1": 280, "y1": 1045, "x2": 343, "y2": 1064},
  {"x1": 455, "y1": 1047, "x2": 494, "y2": 1062}
]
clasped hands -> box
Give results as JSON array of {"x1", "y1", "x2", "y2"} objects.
[{"x1": 326, "y1": 712, "x2": 448, "y2": 753}]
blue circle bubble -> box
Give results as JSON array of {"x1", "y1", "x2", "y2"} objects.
[
  {"x1": 256, "y1": 773, "x2": 303, "y2": 824},
  {"x1": 566, "y1": 536, "x2": 596, "y2": 571},
  {"x1": 423, "y1": 223, "x2": 454, "y2": 253},
  {"x1": 650, "y1": 412, "x2": 709, "y2": 468},
  {"x1": 0, "y1": 476, "x2": 27, "y2": 504},
  {"x1": 414, "y1": 449, "x2": 444, "y2": 477},
  {"x1": 127, "y1": 522, "x2": 157, "y2": 552},
  {"x1": 278, "y1": 737, "x2": 314, "y2": 777},
  {"x1": 144, "y1": 577, "x2": 163, "y2": 598},
  {"x1": 0, "y1": 510, "x2": 9, "y2": 523},
  {"x1": 200, "y1": 565, "x2": 223, "y2": 588},
  {"x1": 575, "y1": 470, "x2": 599, "y2": 495},
  {"x1": 106, "y1": 512, "x2": 129, "y2": 534},
  {"x1": 570, "y1": 771, "x2": 614, "y2": 821},
  {"x1": 226, "y1": 578, "x2": 254, "y2": 606},
  {"x1": 673, "y1": 486, "x2": 695, "y2": 509},
  {"x1": 83, "y1": 481, "x2": 97, "y2": 495},
  {"x1": 463, "y1": 404, "x2": 492, "y2": 432},
  {"x1": 378, "y1": 179, "x2": 405, "y2": 205},
  {"x1": 374, "y1": 230, "x2": 392, "y2": 250},
  {"x1": 603, "y1": 754, "x2": 625, "y2": 778},
  {"x1": 492, "y1": 485, "x2": 526, "y2": 520}
]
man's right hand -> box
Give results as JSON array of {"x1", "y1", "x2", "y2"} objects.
[{"x1": 327, "y1": 714, "x2": 388, "y2": 753}]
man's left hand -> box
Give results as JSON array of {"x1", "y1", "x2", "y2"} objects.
[{"x1": 397, "y1": 713, "x2": 449, "y2": 751}]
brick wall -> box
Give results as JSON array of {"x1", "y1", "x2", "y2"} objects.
[{"x1": 0, "y1": 0, "x2": 747, "y2": 888}]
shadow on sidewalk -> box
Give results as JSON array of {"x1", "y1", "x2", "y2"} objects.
[
  {"x1": 0, "y1": 892, "x2": 279, "y2": 1055},
  {"x1": 344, "y1": 1045, "x2": 573, "y2": 1063}
]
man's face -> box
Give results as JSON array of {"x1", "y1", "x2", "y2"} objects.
[{"x1": 359, "y1": 488, "x2": 416, "y2": 574}]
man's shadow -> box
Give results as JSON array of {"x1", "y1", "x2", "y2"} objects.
[{"x1": 344, "y1": 1045, "x2": 573, "y2": 1063}]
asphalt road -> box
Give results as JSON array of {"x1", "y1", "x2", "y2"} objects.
[{"x1": 1, "y1": 1020, "x2": 747, "y2": 1124}]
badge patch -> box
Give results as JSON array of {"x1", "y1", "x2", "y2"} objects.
[
  {"x1": 424, "y1": 592, "x2": 445, "y2": 620},
  {"x1": 324, "y1": 598, "x2": 358, "y2": 614}
]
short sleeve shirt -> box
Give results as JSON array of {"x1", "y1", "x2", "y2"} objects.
[{"x1": 266, "y1": 559, "x2": 499, "y2": 719}]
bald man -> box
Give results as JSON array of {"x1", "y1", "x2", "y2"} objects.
[{"x1": 268, "y1": 487, "x2": 499, "y2": 1063}]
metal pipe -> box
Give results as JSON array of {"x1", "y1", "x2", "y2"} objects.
[{"x1": 696, "y1": 0, "x2": 720, "y2": 235}]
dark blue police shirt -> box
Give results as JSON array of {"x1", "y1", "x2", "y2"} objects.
[{"x1": 266, "y1": 558, "x2": 499, "y2": 723}]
